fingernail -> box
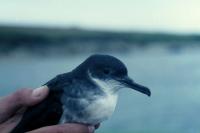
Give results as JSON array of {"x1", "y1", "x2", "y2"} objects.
[
  {"x1": 32, "y1": 86, "x2": 48, "y2": 97},
  {"x1": 88, "y1": 126, "x2": 95, "y2": 133}
]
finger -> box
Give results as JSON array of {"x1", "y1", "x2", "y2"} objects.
[
  {"x1": 0, "y1": 111, "x2": 23, "y2": 133},
  {"x1": 0, "y1": 86, "x2": 49, "y2": 123},
  {"x1": 27, "y1": 123, "x2": 95, "y2": 133}
]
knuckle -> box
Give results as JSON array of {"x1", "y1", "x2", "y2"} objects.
[
  {"x1": 56, "y1": 126, "x2": 67, "y2": 133},
  {"x1": 13, "y1": 88, "x2": 32, "y2": 105}
]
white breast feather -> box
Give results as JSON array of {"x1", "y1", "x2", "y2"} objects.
[
  {"x1": 88, "y1": 77, "x2": 118, "y2": 123},
  {"x1": 59, "y1": 76, "x2": 120, "y2": 124}
]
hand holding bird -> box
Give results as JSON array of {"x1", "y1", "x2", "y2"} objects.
[{"x1": 0, "y1": 87, "x2": 96, "y2": 133}]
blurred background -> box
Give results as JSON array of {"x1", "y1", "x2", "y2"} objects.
[{"x1": 0, "y1": 0, "x2": 200, "y2": 133}]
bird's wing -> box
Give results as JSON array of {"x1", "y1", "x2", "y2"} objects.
[{"x1": 11, "y1": 74, "x2": 68, "y2": 133}]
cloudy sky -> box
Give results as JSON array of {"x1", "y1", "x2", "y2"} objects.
[{"x1": 0, "y1": 0, "x2": 200, "y2": 33}]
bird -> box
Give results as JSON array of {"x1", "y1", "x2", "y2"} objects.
[{"x1": 11, "y1": 54, "x2": 151, "y2": 133}]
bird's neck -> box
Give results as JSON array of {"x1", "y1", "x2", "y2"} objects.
[{"x1": 90, "y1": 76, "x2": 120, "y2": 96}]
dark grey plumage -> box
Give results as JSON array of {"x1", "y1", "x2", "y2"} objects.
[{"x1": 11, "y1": 54, "x2": 150, "y2": 133}]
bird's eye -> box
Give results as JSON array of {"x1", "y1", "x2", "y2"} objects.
[{"x1": 103, "y1": 69, "x2": 111, "y2": 75}]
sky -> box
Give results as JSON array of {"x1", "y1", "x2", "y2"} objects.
[{"x1": 0, "y1": 0, "x2": 200, "y2": 33}]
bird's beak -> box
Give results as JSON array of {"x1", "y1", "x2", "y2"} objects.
[{"x1": 117, "y1": 76, "x2": 151, "y2": 97}]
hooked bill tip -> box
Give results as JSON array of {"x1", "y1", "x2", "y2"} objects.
[
  {"x1": 117, "y1": 77, "x2": 151, "y2": 97},
  {"x1": 146, "y1": 88, "x2": 151, "y2": 97}
]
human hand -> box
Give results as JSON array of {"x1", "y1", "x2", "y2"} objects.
[{"x1": 0, "y1": 87, "x2": 96, "y2": 133}]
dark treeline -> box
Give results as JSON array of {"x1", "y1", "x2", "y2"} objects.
[{"x1": 0, "y1": 25, "x2": 200, "y2": 56}]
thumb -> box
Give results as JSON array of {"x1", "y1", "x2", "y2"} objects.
[
  {"x1": 21, "y1": 86, "x2": 49, "y2": 106},
  {"x1": 0, "y1": 86, "x2": 49, "y2": 123}
]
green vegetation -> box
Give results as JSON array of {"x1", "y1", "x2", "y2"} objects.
[
  {"x1": 0, "y1": 25, "x2": 200, "y2": 56},
  {"x1": 1, "y1": 25, "x2": 200, "y2": 43}
]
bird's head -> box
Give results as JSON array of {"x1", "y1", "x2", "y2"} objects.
[{"x1": 75, "y1": 54, "x2": 151, "y2": 96}]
